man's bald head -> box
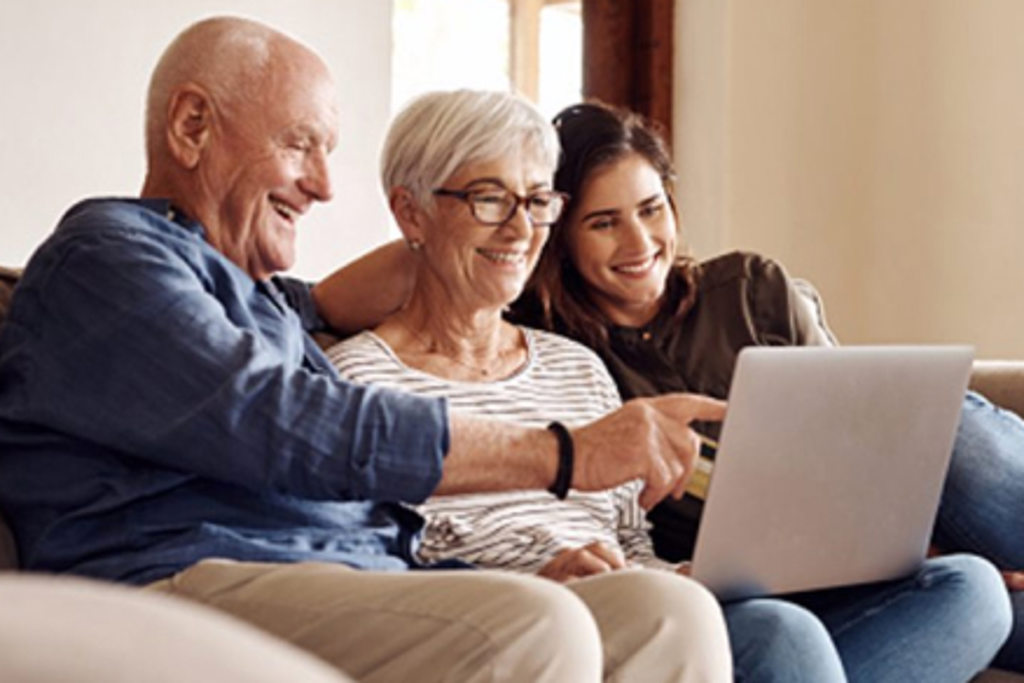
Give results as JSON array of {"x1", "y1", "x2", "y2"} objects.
[{"x1": 144, "y1": 17, "x2": 321, "y2": 166}]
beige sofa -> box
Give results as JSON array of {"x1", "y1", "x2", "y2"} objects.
[{"x1": 0, "y1": 265, "x2": 1020, "y2": 680}]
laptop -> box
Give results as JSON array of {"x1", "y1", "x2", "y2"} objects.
[{"x1": 689, "y1": 345, "x2": 973, "y2": 601}]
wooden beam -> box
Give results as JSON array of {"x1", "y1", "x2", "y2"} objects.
[
  {"x1": 509, "y1": 0, "x2": 545, "y2": 101},
  {"x1": 582, "y1": 0, "x2": 634, "y2": 108},
  {"x1": 581, "y1": 0, "x2": 674, "y2": 141},
  {"x1": 634, "y1": 0, "x2": 674, "y2": 139}
]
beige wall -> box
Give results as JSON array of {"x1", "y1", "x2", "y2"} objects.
[
  {"x1": 675, "y1": 0, "x2": 1024, "y2": 359},
  {"x1": 0, "y1": 1, "x2": 393, "y2": 280}
]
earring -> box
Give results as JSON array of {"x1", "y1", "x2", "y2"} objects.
[{"x1": 407, "y1": 239, "x2": 423, "y2": 252}]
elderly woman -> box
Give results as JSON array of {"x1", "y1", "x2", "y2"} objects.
[{"x1": 324, "y1": 90, "x2": 733, "y2": 682}]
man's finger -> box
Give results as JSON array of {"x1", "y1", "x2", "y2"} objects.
[
  {"x1": 652, "y1": 393, "x2": 727, "y2": 423},
  {"x1": 638, "y1": 455, "x2": 675, "y2": 510},
  {"x1": 669, "y1": 431, "x2": 701, "y2": 499}
]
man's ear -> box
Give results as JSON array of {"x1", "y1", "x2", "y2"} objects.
[
  {"x1": 389, "y1": 187, "x2": 428, "y2": 246},
  {"x1": 165, "y1": 85, "x2": 212, "y2": 170}
]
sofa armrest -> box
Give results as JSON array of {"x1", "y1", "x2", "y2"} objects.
[{"x1": 969, "y1": 360, "x2": 1024, "y2": 417}]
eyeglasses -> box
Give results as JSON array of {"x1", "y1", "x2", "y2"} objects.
[{"x1": 433, "y1": 187, "x2": 568, "y2": 227}]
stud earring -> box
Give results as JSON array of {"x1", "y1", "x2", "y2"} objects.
[{"x1": 407, "y1": 239, "x2": 423, "y2": 252}]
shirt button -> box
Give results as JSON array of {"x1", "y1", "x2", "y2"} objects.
[{"x1": 641, "y1": 331, "x2": 652, "y2": 341}]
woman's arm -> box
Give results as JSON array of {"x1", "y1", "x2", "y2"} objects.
[{"x1": 311, "y1": 239, "x2": 415, "y2": 335}]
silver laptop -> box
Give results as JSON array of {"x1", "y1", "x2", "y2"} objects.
[{"x1": 690, "y1": 345, "x2": 973, "y2": 601}]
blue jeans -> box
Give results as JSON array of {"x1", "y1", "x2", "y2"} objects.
[
  {"x1": 934, "y1": 390, "x2": 1024, "y2": 671},
  {"x1": 724, "y1": 554, "x2": 1011, "y2": 682}
]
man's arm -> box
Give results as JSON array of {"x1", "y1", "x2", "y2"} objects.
[
  {"x1": 440, "y1": 395, "x2": 727, "y2": 510},
  {"x1": 311, "y1": 240, "x2": 414, "y2": 335},
  {"x1": 10, "y1": 225, "x2": 446, "y2": 505}
]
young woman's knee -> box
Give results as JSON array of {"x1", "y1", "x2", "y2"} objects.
[{"x1": 922, "y1": 553, "x2": 1012, "y2": 643}]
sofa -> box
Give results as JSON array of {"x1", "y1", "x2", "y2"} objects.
[{"x1": 0, "y1": 264, "x2": 1020, "y2": 681}]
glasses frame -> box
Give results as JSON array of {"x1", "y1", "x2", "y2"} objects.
[{"x1": 432, "y1": 187, "x2": 569, "y2": 227}]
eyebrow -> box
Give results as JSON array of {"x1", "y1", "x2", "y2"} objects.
[
  {"x1": 463, "y1": 177, "x2": 552, "y2": 192},
  {"x1": 581, "y1": 192, "x2": 664, "y2": 222},
  {"x1": 638, "y1": 192, "x2": 665, "y2": 207},
  {"x1": 287, "y1": 124, "x2": 336, "y2": 152}
]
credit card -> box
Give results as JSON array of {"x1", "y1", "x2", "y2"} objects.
[{"x1": 685, "y1": 436, "x2": 717, "y2": 501}]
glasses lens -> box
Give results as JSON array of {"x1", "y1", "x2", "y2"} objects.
[
  {"x1": 470, "y1": 190, "x2": 514, "y2": 224},
  {"x1": 527, "y1": 192, "x2": 564, "y2": 226}
]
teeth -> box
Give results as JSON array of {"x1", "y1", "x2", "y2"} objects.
[
  {"x1": 270, "y1": 199, "x2": 296, "y2": 220},
  {"x1": 478, "y1": 249, "x2": 525, "y2": 265},
  {"x1": 615, "y1": 256, "x2": 657, "y2": 274}
]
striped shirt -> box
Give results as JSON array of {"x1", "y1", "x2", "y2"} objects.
[{"x1": 327, "y1": 328, "x2": 673, "y2": 573}]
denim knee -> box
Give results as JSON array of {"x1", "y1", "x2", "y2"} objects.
[
  {"x1": 924, "y1": 554, "x2": 1012, "y2": 652},
  {"x1": 937, "y1": 391, "x2": 1024, "y2": 565},
  {"x1": 724, "y1": 599, "x2": 844, "y2": 683}
]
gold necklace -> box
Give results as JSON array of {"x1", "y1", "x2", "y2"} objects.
[{"x1": 394, "y1": 317, "x2": 522, "y2": 379}]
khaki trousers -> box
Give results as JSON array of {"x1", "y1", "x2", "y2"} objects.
[
  {"x1": 148, "y1": 559, "x2": 731, "y2": 682},
  {"x1": 0, "y1": 574, "x2": 350, "y2": 683}
]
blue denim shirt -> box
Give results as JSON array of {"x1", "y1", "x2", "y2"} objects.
[{"x1": 0, "y1": 198, "x2": 449, "y2": 584}]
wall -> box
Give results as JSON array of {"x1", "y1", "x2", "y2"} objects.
[
  {"x1": 675, "y1": 0, "x2": 1024, "y2": 359},
  {"x1": 0, "y1": 1, "x2": 393, "y2": 280}
]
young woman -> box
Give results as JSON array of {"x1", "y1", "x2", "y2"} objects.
[{"x1": 513, "y1": 100, "x2": 1024, "y2": 674}]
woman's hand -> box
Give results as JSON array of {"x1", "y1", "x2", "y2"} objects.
[
  {"x1": 538, "y1": 542, "x2": 628, "y2": 583},
  {"x1": 1003, "y1": 570, "x2": 1024, "y2": 591}
]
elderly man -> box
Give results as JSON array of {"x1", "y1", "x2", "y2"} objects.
[{"x1": 0, "y1": 17, "x2": 730, "y2": 681}]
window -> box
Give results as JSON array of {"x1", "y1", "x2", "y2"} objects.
[{"x1": 392, "y1": 0, "x2": 581, "y2": 118}]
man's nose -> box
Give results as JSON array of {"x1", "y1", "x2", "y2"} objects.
[{"x1": 300, "y1": 148, "x2": 333, "y2": 202}]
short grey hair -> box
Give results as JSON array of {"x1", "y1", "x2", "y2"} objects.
[
  {"x1": 381, "y1": 90, "x2": 560, "y2": 207},
  {"x1": 144, "y1": 17, "x2": 276, "y2": 163}
]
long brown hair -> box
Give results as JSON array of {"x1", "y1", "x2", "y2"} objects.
[{"x1": 527, "y1": 101, "x2": 698, "y2": 349}]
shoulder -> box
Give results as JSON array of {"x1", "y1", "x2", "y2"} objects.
[
  {"x1": 55, "y1": 198, "x2": 201, "y2": 248},
  {"x1": 696, "y1": 250, "x2": 791, "y2": 293},
  {"x1": 60, "y1": 197, "x2": 160, "y2": 228},
  {"x1": 325, "y1": 331, "x2": 395, "y2": 377},
  {"x1": 526, "y1": 327, "x2": 610, "y2": 370},
  {"x1": 695, "y1": 251, "x2": 824, "y2": 345},
  {"x1": 14, "y1": 200, "x2": 216, "y2": 311},
  {"x1": 524, "y1": 327, "x2": 622, "y2": 409},
  {"x1": 29, "y1": 198, "x2": 211, "y2": 281}
]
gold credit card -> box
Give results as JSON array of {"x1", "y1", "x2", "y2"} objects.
[{"x1": 685, "y1": 436, "x2": 717, "y2": 501}]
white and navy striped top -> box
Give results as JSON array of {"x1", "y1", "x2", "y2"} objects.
[{"x1": 327, "y1": 328, "x2": 672, "y2": 573}]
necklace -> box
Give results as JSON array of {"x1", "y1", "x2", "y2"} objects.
[{"x1": 393, "y1": 317, "x2": 523, "y2": 379}]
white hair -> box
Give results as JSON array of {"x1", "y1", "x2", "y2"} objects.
[
  {"x1": 144, "y1": 17, "x2": 276, "y2": 163},
  {"x1": 381, "y1": 90, "x2": 560, "y2": 207}
]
